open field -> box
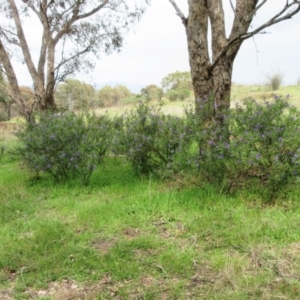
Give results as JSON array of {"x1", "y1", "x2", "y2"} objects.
[
  {"x1": 93, "y1": 84, "x2": 300, "y2": 117},
  {"x1": 231, "y1": 84, "x2": 300, "y2": 107},
  {"x1": 1, "y1": 84, "x2": 300, "y2": 299},
  {"x1": 0, "y1": 85, "x2": 299, "y2": 123}
]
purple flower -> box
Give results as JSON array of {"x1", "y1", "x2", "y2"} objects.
[{"x1": 224, "y1": 142, "x2": 230, "y2": 149}]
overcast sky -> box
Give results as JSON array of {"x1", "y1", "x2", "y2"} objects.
[{"x1": 12, "y1": 0, "x2": 300, "y2": 90}]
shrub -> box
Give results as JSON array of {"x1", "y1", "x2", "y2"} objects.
[
  {"x1": 114, "y1": 101, "x2": 190, "y2": 175},
  {"x1": 184, "y1": 95, "x2": 300, "y2": 201},
  {"x1": 229, "y1": 96, "x2": 300, "y2": 200},
  {"x1": 15, "y1": 112, "x2": 112, "y2": 185}
]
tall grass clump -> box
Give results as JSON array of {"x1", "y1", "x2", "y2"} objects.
[
  {"x1": 267, "y1": 71, "x2": 284, "y2": 91},
  {"x1": 14, "y1": 112, "x2": 112, "y2": 185},
  {"x1": 113, "y1": 101, "x2": 191, "y2": 175}
]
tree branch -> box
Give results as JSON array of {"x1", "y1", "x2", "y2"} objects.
[
  {"x1": 0, "y1": 27, "x2": 21, "y2": 47},
  {"x1": 53, "y1": 0, "x2": 110, "y2": 44},
  {"x1": 252, "y1": 0, "x2": 268, "y2": 15},
  {"x1": 8, "y1": 0, "x2": 40, "y2": 85},
  {"x1": 211, "y1": 1, "x2": 300, "y2": 73},
  {"x1": 0, "y1": 38, "x2": 30, "y2": 120},
  {"x1": 54, "y1": 45, "x2": 93, "y2": 72},
  {"x1": 207, "y1": 0, "x2": 227, "y2": 61},
  {"x1": 168, "y1": 0, "x2": 188, "y2": 27},
  {"x1": 240, "y1": 1, "x2": 300, "y2": 40},
  {"x1": 37, "y1": 30, "x2": 48, "y2": 86},
  {"x1": 77, "y1": 0, "x2": 110, "y2": 20},
  {"x1": 21, "y1": 0, "x2": 39, "y2": 15}
]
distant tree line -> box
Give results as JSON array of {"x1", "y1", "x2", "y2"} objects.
[{"x1": 0, "y1": 70, "x2": 194, "y2": 119}]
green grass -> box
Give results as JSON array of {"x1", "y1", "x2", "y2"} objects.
[{"x1": 1, "y1": 152, "x2": 300, "y2": 299}]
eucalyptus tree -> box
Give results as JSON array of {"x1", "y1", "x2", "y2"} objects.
[
  {"x1": 0, "y1": 0, "x2": 148, "y2": 121},
  {"x1": 168, "y1": 0, "x2": 300, "y2": 123}
]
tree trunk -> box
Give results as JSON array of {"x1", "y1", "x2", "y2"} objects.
[
  {"x1": 186, "y1": 0, "x2": 236, "y2": 125},
  {"x1": 0, "y1": 40, "x2": 31, "y2": 121},
  {"x1": 45, "y1": 42, "x2": 57, "y2": 110},
  {"x1": 190, "y1": 55, "x2": 234, "y2": 125}
]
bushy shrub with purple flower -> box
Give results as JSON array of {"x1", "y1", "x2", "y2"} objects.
[
  {"x1": 184, "y1": 95, "x2": 300, "y2": 200},
  {"x1": 15, "y1": 112, "x2": 112, "y2": 185},
  {"x1": 114, "y1": 101, "x2": 191, "y2": 175},
  {"x1": 229, "y1": 96, "x2": 300, "y2": 200}
]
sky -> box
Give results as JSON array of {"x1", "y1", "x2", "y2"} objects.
[{"x1": 10, "y1": 0, "x2": 300, "y2": 91}]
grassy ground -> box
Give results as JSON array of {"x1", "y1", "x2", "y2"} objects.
[{"x1": 1, "y1": 152, "x2": 300, "y2": 299}]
